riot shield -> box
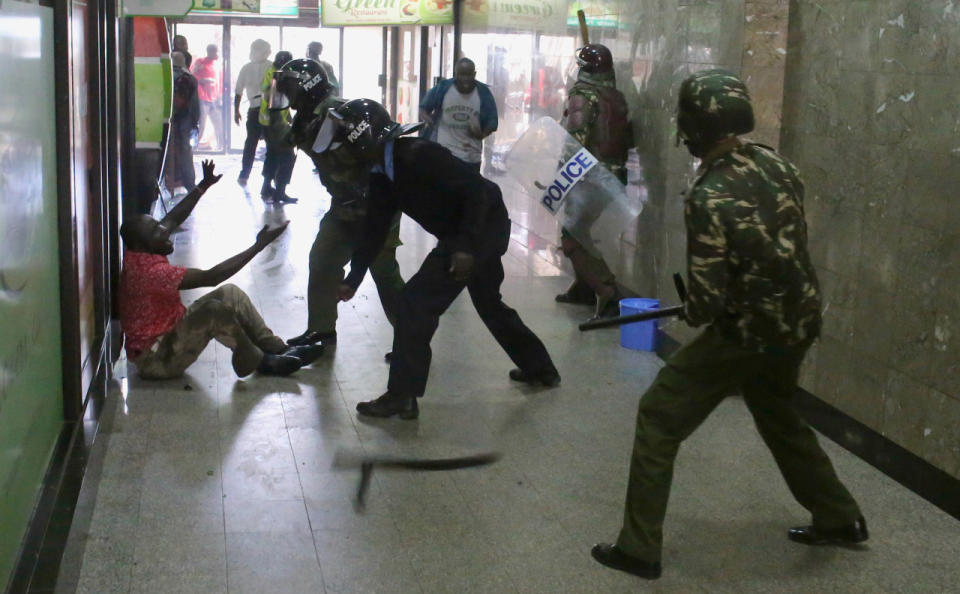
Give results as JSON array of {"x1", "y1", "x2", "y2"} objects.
[{"x1": 505, "y1": 117, "x2": 640, "y2": 262}]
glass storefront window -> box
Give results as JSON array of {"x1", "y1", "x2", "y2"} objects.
[
  {"x1": 281, "y1": 26, "x2": 341, "y2": 85},
  {"x1": 341, "y1": 27, "x2": 383, "y2": 102}
]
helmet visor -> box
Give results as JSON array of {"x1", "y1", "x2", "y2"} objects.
[
  {"x1": 274, "y1": 70, "x2": 303, "y2": 110},
  {"x1": 268, "y1": 79, "x2": 290, "y2": 111},
  {"x1": 312, "y1": 109, "x2": 346, "y2": 153},
  {"x1": 574, "y1": 47, "x2": 588, "y2": 69}
]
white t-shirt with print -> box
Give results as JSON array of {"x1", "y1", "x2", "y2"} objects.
[{"x1": 436, "y1": 86, "x2": 482, "y2": 164}]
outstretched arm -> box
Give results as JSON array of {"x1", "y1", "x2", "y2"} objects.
[
  {"x1": 160, "y1": 160, "x2": 222, "y2": 230},
  {"x1": 179, "y1": 222, "x2": 288, "y2": 290}
]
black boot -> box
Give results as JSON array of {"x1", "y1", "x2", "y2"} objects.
[
  {"x1": 509, "y1": 367, "x2": 561, "y2": 387},
  {"x1": 260, "y1": 183, "x2": 274, "y2": 202},
  {"x1": 287, "y1": 330, "x2": 336, "y2": 346},
  {"x1": 283, "y1": 343, "x2": 325, "y2": 365},
  {"x1": 788, "y1": 516, "x2": 868, "y2": 546},
  {"x1": 274, "y1": 185, "x2": 298, "y2": 204},
  {"x1": 590, "y1": 544, "x2": 661, "y2": 579},
  {"x1": 588, "y1": 287, "x2": 621, "y2": 321},
  {"x1": 555, "y1": 280, "x2": 596, "y2": 305},
  {"x1": 256, "y1": 353, "x2": 302, "y2": 376},
  {"x1": 356, "y1": 392, "x2": 418, "y2": 420}
]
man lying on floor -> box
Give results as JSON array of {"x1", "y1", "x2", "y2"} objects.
[{"x1": 118, "y1": 160, "x2": 323, "y2": 379}]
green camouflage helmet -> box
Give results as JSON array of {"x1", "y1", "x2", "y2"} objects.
[{"x1": 677, "y1": 69, "x2": 754, "y2": 145}]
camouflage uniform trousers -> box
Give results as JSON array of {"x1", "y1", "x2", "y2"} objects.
[
  {"x1": 616, "y1": 325, "x2": 862, "y2": 562},
  {"x1": 559, "y1": 167, "x2": 626, "y2": 291},
  {"x1": 307, "y1": 210, "x2": 405, "y2": 333},
  {"x1": 133, "y1": 284, "x2": 287, "y2": 379}
]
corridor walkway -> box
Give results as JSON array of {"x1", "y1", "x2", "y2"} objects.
[{"x1": 56, "y1": 156, "x2": 960, "y2": 593}]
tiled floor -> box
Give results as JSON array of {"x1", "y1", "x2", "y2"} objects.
[{"x1": 57, "y1": 155, "x2": 960, "y2": 593}]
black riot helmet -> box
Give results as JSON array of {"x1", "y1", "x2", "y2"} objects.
[
  {"x1": 575, "y1": 43, "x2": 613, "y2": 74},
  {"x1": 313, "y1": 98, "x2": 422, "y2": 161},
  {"x1": 273, "y1": 50, "x2": 293, "y2": 69},
  {"x1": 274, "y1": 58, "x2": 335, "y2": 113}
]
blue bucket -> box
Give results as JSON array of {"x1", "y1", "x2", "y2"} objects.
[{"x1": 619, "y1": 298, "x2": 659, "y2": 351}]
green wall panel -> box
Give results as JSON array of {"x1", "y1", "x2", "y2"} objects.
[{"x1": 0, "y1": 1, "x2": 63, "y2": 586}]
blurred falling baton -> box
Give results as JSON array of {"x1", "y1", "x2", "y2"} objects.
[
  {"x1": 333, "y1": 450, "x2": 501, "y2": 512},
  {"x1": 578, "y1": 9, "x2": 590, "y2": 45},
  {"x1": 579, "y1": 273, "x2": 688, "y2": 331}
]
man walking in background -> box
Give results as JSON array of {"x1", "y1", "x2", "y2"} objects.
[
  {"x1": 419, "y1": 57, "x2": 498, "y2": 172},
  {"x1": 234, "y1": 39, "x2": 272, "y2": 186},
  {"x1": 192, "y1": 43, "x2": 223, "y2": 150},
  {"x1": 164, "y1": 51, "x2": 199, "y2": 195},
  {"x1": 306, "y1": 41, "x2": 339, "y2": 94}
]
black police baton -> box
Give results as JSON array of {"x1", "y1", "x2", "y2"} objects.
[
  {"x1": 333, "y1": 449, "x2": 501, "y2": 512},
  {"x1": 579, "y1": 273, "x2": 687, "y2": 332}
]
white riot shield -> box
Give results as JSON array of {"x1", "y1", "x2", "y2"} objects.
[{"x1": 505, "y1": 117, "x2": 640, "y2": 262}]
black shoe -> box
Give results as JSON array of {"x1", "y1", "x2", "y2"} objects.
[
  {"x1": 590, "y1": 289, "x2": 621, "y2": 320},
  {"x1": 590, "y1": 544, "x2": 661, "y2": 580},
  {"x1": 237, "y1": 174, "x2": 248, "y2": 186},
  {"x1": 788, "y1": 516, "x2": 868, "y2": 546},
  {"x1": 555, "y1": 281, "x2": 596, "y2": 305},
  {"x1": 256, "y1": 353, "x2": 302, "y2": 376},
  {"x1": 356, "y1": 392, "x2": 418, "y2": 420},
  {"x1": 509, "y1": 367, "x2": 561, "y2": 387},
  {"x1": 275, "y1": 194, "x2": 298, "y2": 204},
  {"x1": 287, "y1": 330, "x2": 336, "y2": 347},
  {"x1": 384, "y1": 352, "x2": 392, "y2": 363},
  {"x1": 555, "y1": 291, "x2": 596, "y2": 305},
  {"x1": 283, "y1": 343, "x2": 325, "y2": 365}
]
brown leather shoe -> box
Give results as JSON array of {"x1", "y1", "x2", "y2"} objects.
[
  {"x1": 356, "y1": 392, "x2": 418, "y2": 420},
  {"x1": 788, "y1": 516, "x2": 868, "y2": 545},
  {"x1": 590, "y1": 544, "x2": 661, "y2": 579}
]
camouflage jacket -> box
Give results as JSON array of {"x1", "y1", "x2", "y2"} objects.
[
  {"x1": 563, "y1": 70, "x2": 630, "y2": 183},
  {"x1": 683, "y1": 143, "x2": 822, "y2": 350}
]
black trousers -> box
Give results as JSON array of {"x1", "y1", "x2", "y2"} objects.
[
  {"x1": 387, "y1": 218, "x2": 555, "y2": 398},
  {"x1": 240, "y1": 108, "x2": 263, "y2": 178},
  {"x1": 262, "y1": 150, "x2": 295, "y2": 187}
]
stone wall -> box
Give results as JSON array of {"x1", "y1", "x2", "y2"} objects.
[
  {"x1": 780, "y1": 0, "x2": 960, "y2": 476},
  {"x1": 582, "y1": 0, "x2": 959, "y2": 476}
]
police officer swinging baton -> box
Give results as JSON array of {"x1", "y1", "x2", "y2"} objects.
[{"x1": 579, "y1": 273, "x2": 687, "y2": 331}]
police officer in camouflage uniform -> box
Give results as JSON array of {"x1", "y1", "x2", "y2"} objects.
[
  {"x1": 273, "y1": 60, "x2": 406, "y2": 347},
  {"x1": 591, "y1": 70, "x2": 867, "y2": 580},
  {"x1": 555, "y1": 43, "x2": 632, "y2": 319}
]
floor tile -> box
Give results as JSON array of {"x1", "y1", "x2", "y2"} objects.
[
  {"x1": 57, "y1": 154, "x2": 960, "y2": 594},
  {"x1": 225, "y1": 532, "x2": 325, "y2": 594}
]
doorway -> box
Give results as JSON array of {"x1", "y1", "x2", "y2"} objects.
[{"x1": 174, "y1": 20, "x2": 350, "y2": 155}]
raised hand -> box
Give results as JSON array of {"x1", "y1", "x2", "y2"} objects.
[
  {"x1": 255, "y1": 221, "x2": 289, "y2": 248},
  {"x1": 200, "y1": 159, "x2": 223, "y2": 187}
]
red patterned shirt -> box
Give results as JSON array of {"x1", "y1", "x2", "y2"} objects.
[{"x1": 118, "y1": 250, "x2": 187, "y2": 359}]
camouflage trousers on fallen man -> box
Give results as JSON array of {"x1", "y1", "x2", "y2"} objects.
[{"x1": 133, "y1": 284, "x2": 287, "y2": 379}]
